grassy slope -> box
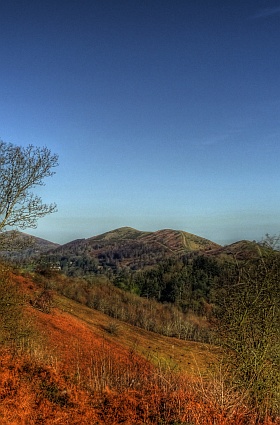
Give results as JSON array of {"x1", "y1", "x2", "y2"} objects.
[
  {"x1": 89, "y1": 226, "x2": 220, "y2": 252},
  {"x1": 7, "y1": 272, "x2": 217, "y2": 377},
  {"x1": 53, "y1": 293, "x2": 219, "y2": 377}
]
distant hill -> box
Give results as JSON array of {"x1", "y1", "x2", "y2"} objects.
[
  {"x1": 45, "y1": 226, "x2": 221, "y2": 272},
  {"x1": 0, "y1": 230, "x2": 60, "y2": 261},
  {"x1": 88, "y1": 226, "x2": 220, "y2": 254},
  {"x1": 208, "y1": 239, "x2": 269, "y2": 260}
]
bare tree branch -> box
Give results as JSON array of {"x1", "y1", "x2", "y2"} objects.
[{"x1": 0, "y1": 140, "x2": 58, "y2": 232}]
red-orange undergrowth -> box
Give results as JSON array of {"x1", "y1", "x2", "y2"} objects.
[
  {"x1": 0, "y1": 272, "x2": 279, "y2": 424},
  {"x1": 1, "y1": 344, "x2": 279, "y2": 425}
]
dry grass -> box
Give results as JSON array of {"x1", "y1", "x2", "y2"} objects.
[
  {"x1": 0, "y1": 270, "x2": 279, "y2": 424},
  {"x1": 1, "y1": 344, "x2": 278, "y2": 425},
  {"x1": 55, "y1": 292, "x2": 219, "y2": 377}
]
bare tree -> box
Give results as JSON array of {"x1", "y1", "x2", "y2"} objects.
[{"x1": 0, "y1": 140, "x2": 58, "y2": 232}]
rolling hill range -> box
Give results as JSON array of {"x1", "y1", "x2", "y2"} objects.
[
  {"x1": 0, "y1": 226, "x2": 268, "y2": 275},
  {"x1": 50, "y1": 226, "x2": 220, "y2": 255},
  {"x1": 39, "y1": 226, "x2": 222, "y2": 271},
  {"x1": 39, "y1": 226, "x2": 267, "y2": 273}
]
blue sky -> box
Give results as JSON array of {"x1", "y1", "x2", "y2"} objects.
[{"x1": 1, "y1": 0, "x2": 280, "y2": 244}]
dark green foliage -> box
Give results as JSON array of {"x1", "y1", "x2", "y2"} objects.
[{"x1": 129, "y1": 256, "x2": 221, "y2": 315}]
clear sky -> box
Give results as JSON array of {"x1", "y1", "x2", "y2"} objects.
[{"x1": 1, "y1": 0, "x2": 280, "y2": 245}]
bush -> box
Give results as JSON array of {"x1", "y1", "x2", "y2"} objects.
[{"x1": 215, "y1": 254, "x2": 280, "y2": 419}]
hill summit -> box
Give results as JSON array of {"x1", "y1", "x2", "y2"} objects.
[{"x1": 46, "y1": 227, "x2": 221, "y2": 271}]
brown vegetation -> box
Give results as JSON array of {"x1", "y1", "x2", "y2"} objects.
[{"x1": 0, "y1": 266, "x2": 279, "y2": 424}]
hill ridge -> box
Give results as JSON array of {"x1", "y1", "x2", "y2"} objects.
[
  {"x1": 37, "y1": 227, "x2": 222, "y2": 274},
  {"x1": 1, "y1": 227, "x2": 268, "y2": 273}
]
